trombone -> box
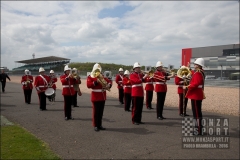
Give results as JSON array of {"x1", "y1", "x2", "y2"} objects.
[{"x1": 144, "y1": 70, "x2": 166, "y2": 82}]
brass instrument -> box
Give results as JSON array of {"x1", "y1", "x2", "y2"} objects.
[
  {"x1": 26, "y1": 71, "x2": 31, "y2": 87},
  {"x1": 93, "y1": 69, "x2": 110, "y2": 91},
  {"x1": 177, "y1": 67, "x2": 192, "y2": 86},
  {"x1": 48, "y1": 74, "x2": 56, "y2": 88},
  {"x1": 146, "y1": 70, "x2": 166, "y2": 82}
]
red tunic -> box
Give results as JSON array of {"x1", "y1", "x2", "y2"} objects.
[
  {"x1": 185, "y1": 70, "x2": 205, "y2": 100},
  {"x1": 154, "y1": 71, "x2": 169, "y2": 92},
  {"x1": 87, "y1": 75, "x2": 112, "y2": 101},
  {"x1": 175, "y1": 76, "x2": 184, "y2": 94},
  {"x1": 115, "y1": 74, "x2": 124, "y2": 89},
  {"x1": 122, "y1": 76, "x2": 132, "y2": 93},
  {"x1": 21, "y1": 75, "x2": 33, "y2": 90},
  {"x1": 130, "y1": 72, "x2": 145, "y2": 97},
  {"x1": 60, "y1": 74, "x2": 76, "y2": 96},
  {"x1": 49, "y1": 76, "x2": 58, "y2": 90},
  {"x1": 145, "y1": 77, "x2": 154, "y2": 91},
  {"x1": 34, "y1": 75, "x2": 51, "y2": 93}
]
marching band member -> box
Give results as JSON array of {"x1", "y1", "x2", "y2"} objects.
[
  {"x1": 34, "y1": 67, "x2": 51, "y2": 111},
  {"x1": 122, "y1": 70, "x2": 132, "y2": 112},
  {"x1": 154, "y1": 61, "x2": 175, "y2": 120},
  {"x1": 145, "y1": 71, "x2": 154, "y2": 110},
  {"x1": 48, "y1": 70, "x2": 57, "y2": 102},
  {"x1": 60, "y1": 65, "x2": 76, "y2": 120},
  {"x1": 87, "y1": 63, "x2": 112, "y2": 132},
  {"x1": 0, "y1": 69, "x2": 11, "y2": 93},
  {"x1": 175, "y1": 66, "x2": 189, "y2": 117},
  {"x1": 115, "y1": 68, "x2": 124, "y2": 104},
  {"x1": 130, "y1": 62, "x2": 147, "y2": 125},
  {"x1": 185, "y1": 58, "x2": 205, "y2": 135},
  {"x1": 21, "y1": 69, "x2": 33, "y2": 104},
  {"x1": 72, "y1": 68, "x2": 82, "y2": 107}
]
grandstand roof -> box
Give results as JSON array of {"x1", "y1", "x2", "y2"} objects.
[{"x1": 15, "y1": 56, "x2": 70, "y2": 64}]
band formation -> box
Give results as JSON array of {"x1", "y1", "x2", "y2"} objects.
[{"x1": 19, "y1": 58, "x2": 205, "y2": 134}]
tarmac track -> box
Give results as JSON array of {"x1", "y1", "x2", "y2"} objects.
[{"x1": 1, "y1": 82, "x2": 239, "y2": 159}]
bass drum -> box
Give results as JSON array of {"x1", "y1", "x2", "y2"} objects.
[{"x1": 45, "y1": 88, "x2": 55, "y2": 96}]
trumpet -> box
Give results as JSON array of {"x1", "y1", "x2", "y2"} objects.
[{"x1": 93, "y1": 69, "x2": 110, "y2": 91}]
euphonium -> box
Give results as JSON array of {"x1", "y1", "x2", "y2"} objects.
[
  {"x1": 93, "y1": 69, "x2": 110, "y2": 91},
  {"x1": 177, "y1": 67, "x2": 192, "y2": 86}
]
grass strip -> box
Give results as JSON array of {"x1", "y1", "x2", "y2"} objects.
[{"x1": 1, "y1": 125, "x2": 61, "y2": 159}]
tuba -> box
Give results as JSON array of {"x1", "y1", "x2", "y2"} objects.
[
  {"x1": 177, "y1": 67, "x2": 192, "y2": 86},
  {"x1": 93, "y1": 69, "x2": 110, "y2": 91}
]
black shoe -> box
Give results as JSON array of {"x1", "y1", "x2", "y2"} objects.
[
  {"x1": 133, "y1": 122, "x2": 139, "y2": 125},
  {"x1": 99, "y1": 126, "x2": 106, "y2": 130},
  {"x1": 150, "y1": 107, "x2": 154, "y2": 109},
  {"x1": 147, "y1": 107, "x2": 151, "y2": 110},
  {"x1": 139, "y1": 122, "x2": 145, "y2": 124},
  {"x1": 157, "y1": 117, "x2": 163, "y2": 120},
  {"x1": 94, "y1": 127, "x2": 100, "y2": 132},
  {"x1": 180, "y1": 114, "x2": 184, "y2": 117},
  {"x1": 40, "y1": 109, "x2": 44, "y2": 111},
  {"x1": 128, "y1": 110, "x2": 131, "y2": 112},
  {"x1": 161, "y1": 116, "x2": 166, "y2": 119},
  {"x1": 184, "y1": 113, "x2": 189, "y2": 116},
  {"x1": 73, "y1": 105, "x2": 79, "y2": 107},
  {"x1": 65, "y1": 117, "x2": 68, "y2": 120},
  {"x1": 69, "y1": 117, "x2": 74, "y2": 120}
]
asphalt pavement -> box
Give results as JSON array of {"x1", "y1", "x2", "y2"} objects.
[{"x1": 1, "y1": 82, "x2": 239, "y2": 159}]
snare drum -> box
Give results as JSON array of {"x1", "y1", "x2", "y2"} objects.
[{"x1": 45, "y1": 88, "x2": 55, "y2": 96}]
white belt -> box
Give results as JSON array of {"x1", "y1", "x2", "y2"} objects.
[
  {"x1": 132, "y1": 84, "x2": 142, "y2": 87},
  {"x1": 38, "y1": 86, "x2": 46, "y2": 88},
  {"x1": 179, "y1": 81, "x2": 184, "y2": 83},
  {"x1": 155, "y1": 82, "x2": 165, "y2": 84},
  {"x1": 198, "y1": 85, "x2": 203, "y2": 88},
  {"x1": 146, "y1": 82, "x2": 153, "y2": 84},
  {"x1": 124, "y1": 85, "x2": 131, "y2": 88},
  {"x1": 118, "y1": 81, "x2": 122, "y2": 83},
  {"x1": 92, "y1": 89, "x2": 105, "y2": 92},
  {"x1": 62, "y1": 85, "x2": 73, "y2": 88}
]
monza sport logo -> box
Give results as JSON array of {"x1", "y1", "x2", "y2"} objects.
[{"x1": 181, "y1": 117, "x2": 230, "y2": 149}]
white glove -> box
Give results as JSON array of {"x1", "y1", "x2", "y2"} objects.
[{"x1": 182, "y1": 75, "x2": 186, "y2": 80}]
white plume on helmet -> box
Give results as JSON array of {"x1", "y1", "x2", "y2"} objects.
[
  {"x1": 64, "y1": 65, "x2": 71, "y2": 71},
  {"x1": 91, "y1": 63, "x2": 102, "y2": 78},
  {"x1": 119, "y1": 68, "x2": 124, "y2": 72},
  {"x1": 50, "y1": 70, "x2": 54, "y2": 73},
  {"x1": 133, "y1": 62, "x2": 141, "y2": 69},
  {"x1": 156, "y1": 61, "x2": 163, "y2": 68},
  {"x1": 124, "y1": 70, "x2": 130, "y2": 75},
  {"x1": 194, "y1": 58, "x2": 205, "y2": 67},
  {"x1": 39, "y1": 67, "x2": 45, "y2": 72}
]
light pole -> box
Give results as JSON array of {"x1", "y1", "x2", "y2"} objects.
[{"x1": 220, "y1": 65, "x2": 223, "y2": 80}]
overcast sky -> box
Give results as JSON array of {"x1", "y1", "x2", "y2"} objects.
[{"x1": 1, "y1": 1, "x2": 239, "y2": 70}]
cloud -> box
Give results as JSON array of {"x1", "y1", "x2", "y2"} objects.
[{"x1": 0, "y1": 1, "x2": 239, "y2": 70}]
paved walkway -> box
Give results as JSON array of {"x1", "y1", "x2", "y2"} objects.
[{"x1": 1, "y1": 82, "x2": 239, "y2": 159}]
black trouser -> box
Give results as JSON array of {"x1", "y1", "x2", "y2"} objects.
[
  {"x1": 132, "y1": 96, "x2": 144, "y2": 123},
  {"x1": 178, "y1": 91, "x2": 188, "y2": 114},
  {"x1": 38, "y1": 92, "x2": 47, "y2": 110},
  {"x1": 23, "y1": 89, "x2": 32, "y2": 103},
  {"x1": 118, "y1": 88, "x2": 124, "y2": 103},
  {"x1": 92, "y1": 101, "x2": 105, "y2": 127},
  {"x1": 1, "y1": 81, "x2": 6, "y2": 92},
  {"x1": 124, "y1": 93, "x2": 132, "y2": 111},
  {"x1": 156, "y1": 92, "x2": 166, "y2": 118},
  {"x1": 64, "y1": 95, "x2": 73, "y2": 118},
  {"x1": 191, "y1": 99, "x2": 203, "y2": 134},
  {"x1": 72, "y1": 91, "x2": 78, "y2": 106},
  {"x1": 146, "y1": 90, "x2": 153, "y2": 109}
]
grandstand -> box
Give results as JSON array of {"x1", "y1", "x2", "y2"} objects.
[{"x1": 13, "y1": 56, "x2": 70, "y2": 75}]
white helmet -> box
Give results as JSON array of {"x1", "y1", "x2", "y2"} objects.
[
  {"x1": 72, "y1": 68, "x2": 77, "y2": 72},
  {"x1": 194, "y1": 58, "x2": 205, "y2": 67},
  {"x1": 64, "y1": 65, "x2": 71, "y2": 71},
  {"x1": 156, "y1": 61, "x2": 163, "y2": 68},
  {"x1": 119, "y1": 68, "x2": 124, "y2": 72},
  {"x1": 90, "y1": 63, "x2": 102, "y2": 78},
  {"x1": 25, "y1": 69, "x2": 29, "y2": 72},
  {"x1": 50, "y1": 70, "x2": 54, "y2": 73},
  {"x1": 133, "y1": 62, "x2": 141, "y2": 69},
  {"x1": 39, "y1": 67, "x2": 45, "y2": 72},
  {"x1": 124, "y1": 70, "x2": 130, "y2": 75},
  {"x1": 92, "y1": 63, "x2": 102, "y2": 72}
]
